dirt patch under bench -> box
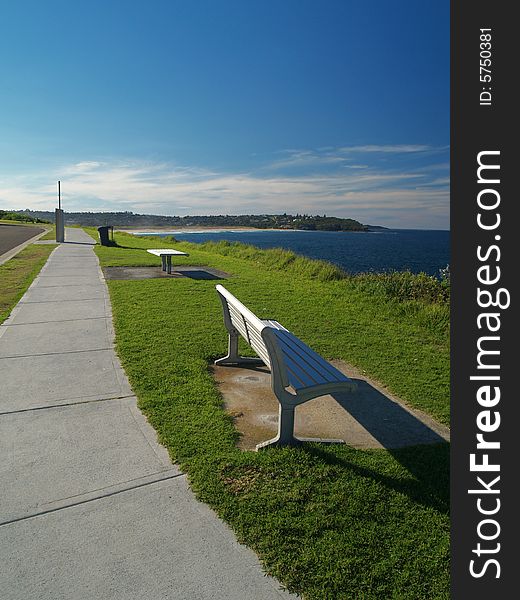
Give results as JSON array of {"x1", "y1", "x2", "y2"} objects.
[{"x1": 212, "y1": 360, "x2": 450, "y2": 451}]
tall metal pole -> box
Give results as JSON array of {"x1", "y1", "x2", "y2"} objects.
[{"x1": 58, "y1": 180, "x2": 61, "y2": 210}]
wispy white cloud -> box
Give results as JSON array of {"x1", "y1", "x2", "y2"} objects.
[
  {"x1": 266, "y1": 150, "x2": 348, "y2": 170},
  {"x1": 265, "y1": 144, "x2": 448, "y2": 172},
  {"x1": 0, "y1": 148, "x2": 450, "y2": 228},
  {"x1": 338, "y1": 144, "x2": 434, "y2": 153}
]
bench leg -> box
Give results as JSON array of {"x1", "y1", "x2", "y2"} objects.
[
  {"x1": 214, "y1": 331, "x2": 240, "y2": 365},
  {"x1": 256, "y1": 401, "x2": 345, "y2": 451},
  {"x1": 277, "y1": 404, "x2": 297, "y2": 445},
  {"x1": 256, "y1": 404, "x2": 299, "y2": 450},
  {"x1": 215, "y1": 332, "x2": 264, "y2": 366},
  {"x1": 161, "y1": 255, "x2": 167, "y2": 272}
]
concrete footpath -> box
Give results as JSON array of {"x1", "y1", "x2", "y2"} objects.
[{"x1": 0, "y1": 228, "x2": 292, "y2": 599}]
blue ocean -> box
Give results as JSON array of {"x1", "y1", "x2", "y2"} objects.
[{"x1": 137, "y1": 229, "x2": 450, "y2": 277}]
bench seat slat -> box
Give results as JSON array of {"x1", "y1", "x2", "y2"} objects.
[
  {"x1": 283, "y1": 354, "x2": 330, "y2": 389},
  {"x1": 273, "y1": 329, "x2": 350, "y2": 385},
  {"x1": 262, "y1": 319, "x2": 289, "y2": 332},
  {"x1": 264, "y1": 320, "x2": 348, "y2": 384},
  {"x1": 282, "y1": 350, "x2": 338, "y2": 389},
  {"x1": 277, "y1": 329, "x2": 349, "y2": 382},
  {"x1": 277, "y1": 336, "x2": 344, "y2": 385}
]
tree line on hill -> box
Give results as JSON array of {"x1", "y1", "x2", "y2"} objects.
[
  {"x1": 0, "y1": 209, "x2": 51, "y2": 224},
  {"x1": 4, "y1": 210, "x2": 371, "y2": 231}
]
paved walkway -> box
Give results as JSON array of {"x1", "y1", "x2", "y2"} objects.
[{"x1": 0, "y1": 228, "x2": 292, "y2": 599}]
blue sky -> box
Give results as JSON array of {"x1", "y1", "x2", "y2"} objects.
[{"x1": 0, "y1": 0, "x2": 449, "y2": 229}]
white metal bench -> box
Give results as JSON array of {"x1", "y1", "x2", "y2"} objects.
[
  {"x1": 215, "y1": 284, "x2": 357, "y2": 449},
  {"x1": 147, "y1": 249, "x2": 189, "y2": 274}
]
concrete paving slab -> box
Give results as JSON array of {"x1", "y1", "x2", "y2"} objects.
[
  {"x1": 20, "y1": 284, "x2": 108, "y2": 303},
  {"x1": 50, "y1": 244, "x2": 96, "y2": 252},
  {"x1": 40, "y1": 265, "x2": 101, "y2": 274},
  {"x1": 39, "y1": 268, "x2": 103, "y2": 278},
  {"x1": 32, "y1": 276, "x2": 106, "y2": 288},
  {"x1": 38, "y1": 264, "x2": 101, "y2": 275},
  {"x1": 40, "y1": 257, "x2": 98, "y2": 275},
  {"x1": 0, "y1": 318, "x2": 113, "y2": 357},
  {"x1": 58, "y1": 239, "x2": 96, "y2": 246},
  {"x1": 45, "y1": 252, "x2": 98, "y2": 262},
  {"x1": 50, "y1": 247, "x2": 97, "y2": 253},
  {"x1": 62, "y1": 229, "x2": 97, "y2": 244},
  {"x1": 0, "y1": 349, "x2": 132, "y2": 412},
  {"x1": 47, "y1": 263, "x2": 100, "y2": 269},
  {"x1": 43, "y1": 257, "x2": 100, "y2": 265},
  {"x1": 49, "y1": 250, "x2": 97, "y2": 256},
  {"x1": 0, "y1": 478, "x2": 293, "y2": 600},
  {"x1": 56, "y1": 243, "x2": 97, "y2": 248},
  {"x1": 0, "y1": 398, "x2": 176, "y2": 523},
  {"x1": 62, "y1": 239, "x2": 97, "y2": 247},
  {"x1": 4, "y1": 297, "x2": 108, "y2": 324}
]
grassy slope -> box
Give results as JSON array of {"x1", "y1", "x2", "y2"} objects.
[
  {"x1": 0, "y1": 219, "x2": 47, "y2": 227},
  {"x1": 0, "y1": 244, "x2": 57, "y2": 323},
  {"x1": 92, "y1": 230, "x2": 449, "y2": 599}
]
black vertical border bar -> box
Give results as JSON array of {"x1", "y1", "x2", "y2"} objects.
[{"x1": 452, "y1": 1, "x2": 516, "y2": 597}]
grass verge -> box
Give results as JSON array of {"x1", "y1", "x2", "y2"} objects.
[
  {"x1": 91, "y1": 229, "x2": 450, "y2": 599},
  {"x1": 0, "y1": 244, "x2": 57, "y2": 323},
  {"x1": 38, "y1": 226, "x2": 57, "y2": 240}
]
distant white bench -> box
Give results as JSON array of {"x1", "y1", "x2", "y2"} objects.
[
  {"x1": 215, "y1": 284, "x2": 356, "y2": 449},
  {"x1": 147, "y1": 249, "x2": 189, "y2": 274}
]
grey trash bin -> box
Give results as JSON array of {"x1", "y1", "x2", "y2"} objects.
[{"x1": 97, "y1": 226, "x2": 111, "y2": 246}]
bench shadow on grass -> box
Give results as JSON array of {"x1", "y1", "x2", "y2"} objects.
[
  {"x1": 303, "y1": 379, "x2": 450, "y2": 513},
  {"x1": 329, "y1": 379, "x2": 448, "y2": 449},
  {"x1": 306, "y1": 441, "x2": 449, "y2": 514}
]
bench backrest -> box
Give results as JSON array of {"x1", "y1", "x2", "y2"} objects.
[{"x1": 215, "y1": 284, "x2": 272, "y2": 368}]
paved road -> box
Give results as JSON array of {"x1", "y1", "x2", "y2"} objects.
[
  {"x1": 0, "y1": 224, "x2": 45, "y2": 255},
  {"x1": 0, "y1": 227, "x2": 293, "y2": 600}
]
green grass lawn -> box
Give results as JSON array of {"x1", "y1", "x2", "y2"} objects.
[
  {"x1": 38, "y1": 226, "x2": 56, "y2": 240},
  {"x1": 0, "y1": 218, "x2": 47, "y2": 227},
  {"x1": 91, "y1": 229, "x2": 450, "y2": 599},
  {"x1": 0, "y1": 244, "x2": 57, "y2": 323},
  {"x1": 0, "y1": 217, "x2": 52, "y2": 235}
]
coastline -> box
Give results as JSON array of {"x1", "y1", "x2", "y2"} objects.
[
  {"x1": 118, "y1": 226, "x2": 302, "y2": 235},
  {"x1": 117, "y1": 226, "x2": 374, "y2": 235}
]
